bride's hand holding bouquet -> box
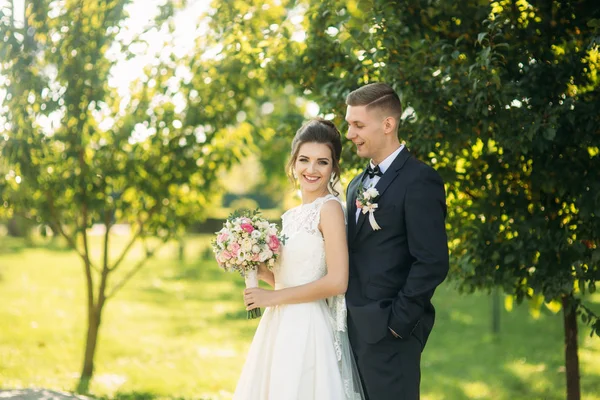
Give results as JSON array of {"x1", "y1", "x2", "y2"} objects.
[{"x1": 211, "y1": 209, "x2": 285, "y2": 319}]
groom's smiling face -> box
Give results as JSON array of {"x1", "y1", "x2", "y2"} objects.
[{"x1": 345, "y1": 105, "x2": 387, "y2": 163}]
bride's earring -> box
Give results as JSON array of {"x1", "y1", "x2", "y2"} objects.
[{"x1": 327, "y1": 174, "x2": 336, "y2": 194}]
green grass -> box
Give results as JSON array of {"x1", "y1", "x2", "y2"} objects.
[{"x1": 0, "y1": 235, "x2": 599, "y2": 400}]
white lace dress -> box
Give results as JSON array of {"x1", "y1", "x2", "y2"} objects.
[{"x1": 233, "y1": 195, "x2": 364, "y2": 400}]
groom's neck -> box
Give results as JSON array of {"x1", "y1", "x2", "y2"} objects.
[{"x1": 372, "y1": 143, "x2": 402, "y2": 166}]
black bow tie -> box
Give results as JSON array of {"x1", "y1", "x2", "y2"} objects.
[{"x1": 365, "y1": 164, "x2": 383, "y2": 179}]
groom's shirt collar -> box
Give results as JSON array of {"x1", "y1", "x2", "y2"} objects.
[
  {"x1": 357, "y1": 145, "x2": 405, "y2": 223},
  {"x1": 369, "y1": 144, "x2": 405, "y2": 174}
]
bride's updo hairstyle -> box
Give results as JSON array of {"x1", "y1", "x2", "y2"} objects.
[{"x1": 287, "y1": 118, "x2": 343, "y2": 196}]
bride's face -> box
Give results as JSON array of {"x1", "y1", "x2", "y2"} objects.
[{"x1": 294, "y1": 142, "x2": 333, "y2": 196}]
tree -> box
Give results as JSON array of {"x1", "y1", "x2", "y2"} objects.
[
  {"x1": 263, "y1": 1, "x2": 599, "y2": 398},
  {"x1": 200, "y1": 0, "x2": 312, "y2": 203},
  {"x1": 0, "y1": 0, "x2": 255, "y2": 392}
]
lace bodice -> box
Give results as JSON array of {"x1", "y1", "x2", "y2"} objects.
[
  {"x1": 275, "y1": 195, "x2": 347, "y2": 342},
  {"x1": 265, "y1": 194, "x2": 363, "y2": 400},
  {"x1": 274, "y1": 194, "x2": 341, "y2": 290}
]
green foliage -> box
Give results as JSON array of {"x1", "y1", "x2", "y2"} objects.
[
  {"x1": 227, "y1": 207, "x2": 262, "y2": 219},
  {"x1": 0, "y1": 0, "x2": 254, "y2": 241},
  {"x1": 201, "y1": 0, "x2": 317, "y2": 202},
  {"x1": 0, "y1": 0, "x2": 273, "y2": 388},
  {"x1": 260, "y1": 0, "x2": 600, "y2": 336}
]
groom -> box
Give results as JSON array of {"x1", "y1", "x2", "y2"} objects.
[{"x1": 345, "y1": 83, "x2": 449, "y2": 400}]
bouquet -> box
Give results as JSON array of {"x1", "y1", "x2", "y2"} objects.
[{"x1": 211, "y1": 209, "x2": 285, "y2": 319}]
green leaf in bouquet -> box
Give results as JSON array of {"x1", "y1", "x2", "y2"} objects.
[{"x1": 228, "y1": 208, "x2": 262, "y2": 219}]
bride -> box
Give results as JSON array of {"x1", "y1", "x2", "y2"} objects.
[{"x1": 233, "y1": 118, "x2": 365, "y2": 400}]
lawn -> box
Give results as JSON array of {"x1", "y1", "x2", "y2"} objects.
[{"x1": 0, "y1": 234, "x2": 598, "y2": 400}]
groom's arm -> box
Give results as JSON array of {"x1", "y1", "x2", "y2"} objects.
[{"x1": 388, "y1": 166, "x2": 449, "y2": 339}]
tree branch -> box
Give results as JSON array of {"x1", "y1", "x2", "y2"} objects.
[
  {"x1": 463, "y1": 188, "x2": 480, "y2": 200},
  {"x1": 46, "y1": 191, "x2": 99, "y2": 273},
  {"x1": 106, "y1": 236, "x2": 171, "y2": 299},
  {"x1": 109, "y1": 205, "x2": 159, "y2": 272},
  {"x1": 102, "y1": 209, "x2": 112, "y2": 272},
  {"x1": 11, "y1": 210, "x2": 36, "y2": 222},
  {"x1": 108, "y1": 225, "x2": 143, "y2": 272},
  {"x1": 101, "y1": 176, "x2": 113, "y2": 272}
]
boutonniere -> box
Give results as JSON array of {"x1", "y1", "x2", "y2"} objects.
[{"x1": 355, "y1": 186, "x2": 381, "y2": 230}]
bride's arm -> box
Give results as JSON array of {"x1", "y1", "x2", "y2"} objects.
[
  {"x1": 244, "y1": 200, "x2": 348, "y2": 309},
  {"x1": 257, "y1": 262, "x2": 275, "y2": 288}
]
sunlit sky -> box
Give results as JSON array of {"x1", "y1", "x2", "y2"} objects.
[
  {"x1": 3, "y1": 0, "x2": 325, "y2": 138},
  {"x1": 109, "y1": 0, "x2": 212, "y2": 96},
  {"x1": 10, "y1": 0, "x2": 211, "y2": 93}
]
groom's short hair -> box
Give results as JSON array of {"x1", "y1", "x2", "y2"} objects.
[{"x1": 346, "y1": 83, "x2": 402, "y2": 122}]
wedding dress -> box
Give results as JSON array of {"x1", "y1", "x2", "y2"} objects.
[{"x1": 233, "y1": 194, "x2": 364, "y2": 400}]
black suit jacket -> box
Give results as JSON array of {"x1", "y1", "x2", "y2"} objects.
[{"x1": 346, "y1": 149, "x2": 449, "y2": 346}]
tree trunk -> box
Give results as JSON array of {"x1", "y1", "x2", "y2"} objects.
[
  {"x1": 77, "y1": 304, "x2": 102, "y2": 394},
  {"x1": 178, "y1": 237, "x2": 185, "y2": 262},
  {"x1": 562, "y1": 296, "x2": 581, "y2": 400},
  {"x1": 76, "y1": 215, "x2": 112, "y2": 394},
  {"x1": 6, "y1": 216, "x2": 21, "y2": 237},
  {"x1": 491, "y1": 287, "x2": 501, "y2": 334}
]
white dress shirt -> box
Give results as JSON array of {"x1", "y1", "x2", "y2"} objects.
[{"x1": 355, "y1": 145, "x2": 405, "y2": 223}]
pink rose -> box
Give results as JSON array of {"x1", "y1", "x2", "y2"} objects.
[
  {"x1": 217, "y1": 232, "x2": 229, "y2": 243},
  {"x1": 268, "y1": 235, "x2": 280, "y2": 252},
  {"x1": 355, "y1": 199, "x2": 363, "y2": 209},
  {"x1": 240, "y1": 223, "x2": 254, "y2": 233},
  {"x1": 252, "y1": 253, "x2": 260, "y2": 262},
  {"x1": 218, "y1": 251, "x2": 230, "y2": 263},
  {"x1": 229, "y1": 242, "x2": 241, "y2": 256}
]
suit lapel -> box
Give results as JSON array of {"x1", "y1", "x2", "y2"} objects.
[
  {"x1": 373, "y1": 149, "x2": 411, "y2": 198},
  {"x1": 354, "y1": 195, "x2": 368, "y2": 238},
  {"x1": 352, "y1": 149, "x2": 412, "y2": 242},
  {"x1": 347, "y1": 170, "x2": 366, "y2": 240}
]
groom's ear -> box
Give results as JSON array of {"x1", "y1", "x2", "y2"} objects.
[{"x1": 383, "y1": 116, "x2": 397, "y2": 135}]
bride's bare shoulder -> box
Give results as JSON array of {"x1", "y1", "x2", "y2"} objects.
[{"x1": 319, "y1": 199, "x2": 345, "y2": 226}]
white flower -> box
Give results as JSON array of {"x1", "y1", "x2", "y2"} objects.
[
  {"x1": 258, "y1": 220, "x2": 270, "y2": 229},
  {"x1": 259, "y1": 249, "x2": 274, "y2": 262},
  {"x1": 241, "y1": 240, "x2": 252, "y2": 252},
  {"x1": 356, "y1": 186, "x2": 382, "y2": 231},
  {"x1": 251, "y1": 230, "x2": 262, "y2": 239},
  {"x1": 365, "y1": 187, "x2": 379, "y2": 199},
  {"x1": 252, "y1": 245, "x2": 261, "y2": 253}
]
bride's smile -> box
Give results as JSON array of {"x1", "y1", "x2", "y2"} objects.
[
  {"x1": 293, "y1": 141, "x2": 334, "y2": 203},
  {"x1": 302, "y1": 175, "x2": 321, "y2": 183}
]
